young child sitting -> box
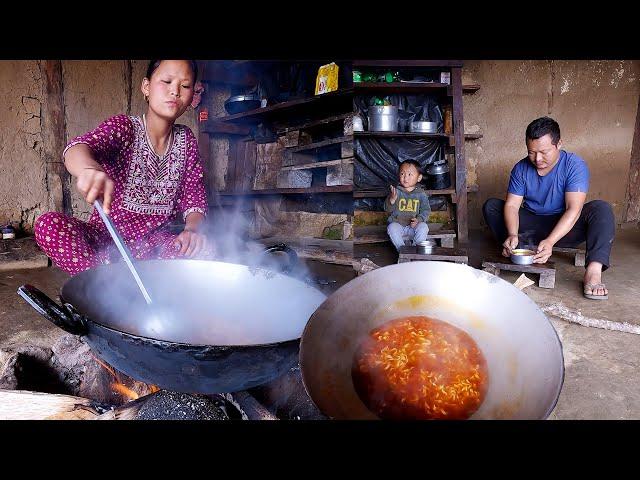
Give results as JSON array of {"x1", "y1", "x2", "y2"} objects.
[{"x1": 385, "y1": 160, "x2": 431, "y2": 251}]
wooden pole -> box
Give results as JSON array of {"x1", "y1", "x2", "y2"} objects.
[
  {"x1": 624, "y1": 93, "x2": 640, "y2": 223},
  {"x1": 451, "y1": 66, "x2": 468, "y2": 243},
  {"x1": 0, "y1": 389, "x2": 102, "y2": 420},
  {"x1": 40, "y1": 60, "x2": 71, "y2": 216}
]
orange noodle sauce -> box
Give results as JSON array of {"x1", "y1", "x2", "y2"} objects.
[{"x1": 352, "y1": 316, "x2": 489, "y2": 420}]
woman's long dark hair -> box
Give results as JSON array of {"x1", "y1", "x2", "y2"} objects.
[{"x1": 145, "y1": 60, "x2": 198, "y2": 83}]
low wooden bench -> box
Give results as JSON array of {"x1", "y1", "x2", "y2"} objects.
[
  {"x1": 481, "y1": 256, "x2": 556, "y2": 289},
  {"x1": 552, "y1": 246, "x2": 586, "y2": 267},
  {"x1": 355, "y1": 225, "x2": 456, "y2": 247},
  {"x1": 398, "y1": 246, "x2": 469, "y2": 264}
]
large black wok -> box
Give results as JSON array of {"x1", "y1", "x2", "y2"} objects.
[{"x1": 18, "y1": 254, "x2": 326, "y2": 394}]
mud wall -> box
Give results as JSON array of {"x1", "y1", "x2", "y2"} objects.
[{"x1": 463, "y1": 60, "x2": 640, "y2": 228}]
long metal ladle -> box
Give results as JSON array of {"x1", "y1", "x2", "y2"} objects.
[{"x1": 94, "y1": 200, "x2": 153, "y2": 305}]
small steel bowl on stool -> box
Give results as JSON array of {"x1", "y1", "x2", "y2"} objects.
[
  {"x1": 417, "y1": 240, "x2": 437, "y2": 254},
  {"x1": 510, "y1": 249, "x2": 535, "y2": 265}
]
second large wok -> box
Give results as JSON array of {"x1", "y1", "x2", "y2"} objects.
[{"x1": 299, "y1": 261, "x2": 565, "y2": 419}]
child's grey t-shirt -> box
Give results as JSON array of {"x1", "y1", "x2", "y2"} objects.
[{"x1": 384, "y1": 185, "x2": 431, "y2": 226}]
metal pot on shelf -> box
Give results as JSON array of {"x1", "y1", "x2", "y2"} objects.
[
  {"x1": 367, "y1": 105, "x2": 398, "y2": 132},
  {"x1": 352, "y1": 114, "x2": 364, "y2": 132},
  {"x1": 425, "y1": 160, "x2": 452, "y2": 190}
]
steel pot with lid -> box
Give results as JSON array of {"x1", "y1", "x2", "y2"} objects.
[
  {"x1": 368, "y1": 105, "x2": 398, "y2": 132},
  {"x1": 425, "y1": 160, "x2": 451, "y2": 190}
]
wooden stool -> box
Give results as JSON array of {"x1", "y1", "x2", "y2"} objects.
[
  {"x1": 552, "y1": 247, "x2": 586, "y2": 266},
  {"x1": 481, "y1": 256, "x2": 556, "y2": 289},
  {"x1": 398, "y1": 246, "x2": 469, "y2": 264},
  {"x1": 401, "y1": 232, "x2": 456, "y2": 248}
]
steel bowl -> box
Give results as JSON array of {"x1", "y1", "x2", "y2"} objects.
[
  {"x1": 417, "y1": 239, "x2": 436, "y2": 254},
  {"x1": 409, "y1": 121, "x2": 438, "y2": 133},
  {"x1": 510, "y1": 249, "x2": 535, "y2": 265}
]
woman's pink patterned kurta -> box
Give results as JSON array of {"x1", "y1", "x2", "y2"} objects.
[{"x1": 34, "y1": 114, "x2": 210, "y2": 275}]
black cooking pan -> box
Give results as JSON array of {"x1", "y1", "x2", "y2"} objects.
[
  {"x1": 18, "y1": 250, "x2": 326, "y2": 394},
  {"x1": 224, "y1": 94, "x2": 261, "y2": 115}
]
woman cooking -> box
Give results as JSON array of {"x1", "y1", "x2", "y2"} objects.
[{"x1": 34, "y1": 59, "x2": 214, "y2": 275}]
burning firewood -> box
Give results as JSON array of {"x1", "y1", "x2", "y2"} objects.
[
  {"x1": 0, "y1": 388, "x2": 278, "y2": 420},
  {"x1": 223, "y1": 391, "x2": 278, "y2": 420},
  {"x1": 0, "y1": 389, "x2": 109, "y2": 420}
]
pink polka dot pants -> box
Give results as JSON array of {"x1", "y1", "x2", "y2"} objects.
[{"x1": 34, "y1": 212, "x2": 214, "y2": 276}]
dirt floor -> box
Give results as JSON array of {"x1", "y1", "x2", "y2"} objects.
[{"x1": 2, "y1": 226, "x2": 639, "y2": 419}]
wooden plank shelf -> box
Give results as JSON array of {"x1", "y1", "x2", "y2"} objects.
[
  {"x1": 217, "y1": 88, "x2": 354, "y2": 123},
  {"x1": 281, "y1": 158, "x2": 353, "y2": 171},
  {"x1": 355, "y1": 131, "x2": 450, "y2": 140},
  {"x1": 355, "y1": 131, "x2": 482, "y2": 144},
  {"x1": 286, "y1": 135, "x2": 353, "y2": 153},
  {"x1": 355, "y1": 82, "x2": 452, "y2": 94},
  {"x1": 277, "y1": 113, "x2": 353, "y2": 134},
  {"x1": 462, "y1": 83, "x2": 481, "y2": 94},
  {"x1": 354, "y1": 188, "x2": 456, "y2": 198},
  {"x1": 200, "y1": 119, "x2": 252, "y2": 136},
  {"x1": 218, "y1": 185, "x2": 353, "y2": 196},
  {"x1": 355, "y1": 82, "x2": 480, "y2": 95},
  {"x1": 354, "y1": 60, "x2": 463, "y2": 68}
]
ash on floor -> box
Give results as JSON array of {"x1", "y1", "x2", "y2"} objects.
[{"x1": 136, "y1": 390, "x2": 230, "y2": 420}]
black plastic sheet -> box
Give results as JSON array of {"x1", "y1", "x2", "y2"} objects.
[
  {"x1": 355, "y1": 138, "x2": 443, "y2": 189},
  {"x1": 354, "y1": 94, "x2": 445, "y2": 189}
]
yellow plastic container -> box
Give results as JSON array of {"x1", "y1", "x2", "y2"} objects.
[{"x1": 315, "y1": 62, "x2": 339, "y2": 95}]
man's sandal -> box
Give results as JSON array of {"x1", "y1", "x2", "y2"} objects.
[{"x1": 583, "y1": 283, "x2": 609, "y2": 300}]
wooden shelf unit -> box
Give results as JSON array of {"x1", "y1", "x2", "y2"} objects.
[
  {"x1": 355, "y1": 81, "x2": 480, "y2": 95},
  {"x1": 201, "y1": 61, "x2": 355, "y2": 200},
  {"x1": 353, "y1": 60, "x2": 472, "y2": 243}
]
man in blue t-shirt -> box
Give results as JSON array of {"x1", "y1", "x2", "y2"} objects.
[{"x1": 482, "y1": 117, "x2": 615, "y2": 300}]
